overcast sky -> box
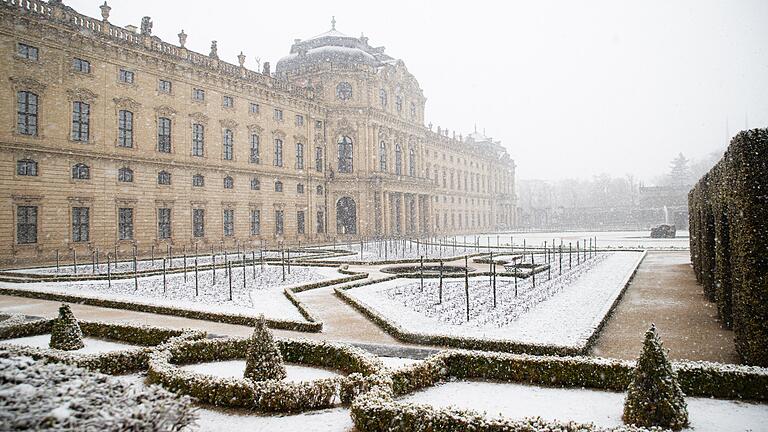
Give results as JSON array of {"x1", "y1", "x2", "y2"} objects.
[{"x1": 68, "y1": 0, "x2": 768, "y2": 182}]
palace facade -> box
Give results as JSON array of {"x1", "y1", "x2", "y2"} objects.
[{"x1": 0, "y1": 0, "x2": 516, "y2": 264}]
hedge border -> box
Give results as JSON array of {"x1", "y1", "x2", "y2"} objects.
[
  {"x1": 0, "y1": 315, "x2": 206, "y2": 374},
  {"x1": 147, "y1": 336, "x2": 385, "y2": 413},
  {"x1": 0, "y1": 267, "x2": 367, "y2": 333},
  {"x1": 335, "y1": 251, "x2": 645, "y2": 356}
]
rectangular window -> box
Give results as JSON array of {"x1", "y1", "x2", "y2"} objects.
[
  {"x1": 16, "y1": 159, "x2": 37, "y2": 176},
  {"x1": 158, "y1": 117, "x2": 171, "y2": 152},
  {"x1": 158, "y1": 171, "x2": 171, "y2": 185},
  {"x1": 193, "y1": 175, "x2": 204, "y2": 187},
  {"x1": 315, "y1": 120, "x2": 323, "y2": 130},
  {"x1": 315, "y1": 146, "x2": 323, "y2": 172},
  {"x1": 275, "y1": 210, "x2": 284, "y2": 235},
  {"x1": 297, "y1": 183, "x2": 304, "y2": 194},
  {"x1": 17, "y1": 91, "x2": 38, "y2": 136},
  {"x1": 249, "y1": 102, "x2": 259, "y2": 114},
  {"x1": 295, "y1": 115, "x2": 304, "y2": 127},
  {"x1": 72, "y1": 58, "x2": 90, "y2": 73},
  {"x1": 72, "y1": 207, "x2": 89, "y2": 242},
  {"x1": 118, "y1": 110, "x2": 133, "y2": 147},
  {"x1": 158, "y1": 208, "x2": 171, "y2": 239},
  {"x1": 223, "y1": 96, "x2": 233, "y2": 108},
  {"x1": 119, "y1": 69, "x2": 134, "y2": 84},
  {"x1": 274, "y1": 109, "x2": 283, "y2": 121},
  {"x1": 223, "y1": 209, "x2": 234, "y2": 237},
  {"x1": 193, "y1": 208, "x2": 205, "y2": 237},
  {"x1": 297, "y1": 211, "x2": 305, "y2": 234},
  {"x1": 71, "y1": 101, "x2": 90, "y2": 142},
  {"x1": 274, "y1": 138, "x2": 283, "y2": 167},
  {"x1": 193, "y1": 88, "x2": 205, "y2": 101},
  {"x1": 250, "y1": 209, "x2": 260, "y2": 235},
  {"x1": 158, "y1": 79, "x2": 172, "y2": 93},
  {"x1": 295, "y1": 142, "x2": 304, "y2": 169},
  {"x1": 16, "y1": 206, "x2": 37, "y2": 244},
  {"x1": 192, "y1": 124, "x2": 204, "y2": 156},
  {"x1": 250, "y1": 134, "x2": 260, "y2": 163},
  {"x1": 118, "y1": 208, "x2": 134, "y2": 240},
  {"x1": 223, "y1": 130, "x2": 233, "y2": 160},
  {"x1": 18, "y1": 43, "x2": 38, "y2": 61},
  {"x1": 250, "y1": 177, "x2": 260, "y2": 190},
  {"x1": 316, "y1": 210, "x2": 325, "y2": 234}
]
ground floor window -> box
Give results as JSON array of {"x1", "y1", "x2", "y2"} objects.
[
  {"x1": 297, "y1": 211, "x2": 305, "y2": 234},
  {"x1": 275, "y1": 210, "x2": 284, "y2": 235},
  {"x1": 158, "y1": 208, "x2": 171, "y2": 239},
  {"x1": 16, "y1": 205, "x2": 37, "y2": 244},
  {"x1": 250, "y1": 209, "x2": 260, "y2": 236},
  {"x1": 72, "y1": 207, "x2": 89, "y2": 242},
  {"x1": 223, "y1": 209, "x2": 234, "y2": 237},
  {"x1": 118, "y1": 208, "x2": 133, "y2": 240},
  {"x1": 316, "y1": 210, "x2": 325, "y2": 234},
  {"x1": 193, "y1": 208, "x2": 205, "y2": 238}
]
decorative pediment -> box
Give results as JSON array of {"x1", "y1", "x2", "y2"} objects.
[
  {"x1": 189, "y1": 112, "x2": 209, "y2": 125},
  {"x1": 67, "y1": 87, "x2": 98, "y2": 102},
  {"x1": 219, "y1": 119, "x2": 238, "y2": 129},
  {"x1": 112, "y1": 97, "x2": 141, "y2": 111},
  {"x1": 293, "y1": 134, "x2": 307, "y2": 143},
  {"x1": 9, "y1": 76, "x2": 47, "y2": 93},
  {"x1": 272, "y1": 129, "x2": 286, "y2": 138},
  {"x1": 154, "y1": 105, "x2": 177, "y2": 117},
  {"x1": 247, "y1": 123, "x2": 263, "y2": 134}
]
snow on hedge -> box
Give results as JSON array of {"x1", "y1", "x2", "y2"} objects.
[
  {"x1": 0, "y1": 350, "x2": 196, "y2": 431},
  {"x1": 346, "y1": 251, "x2": 644, "y2": 349},
  {"x1": 0, "y1": 265, "x2": 341, "y2": 323}
]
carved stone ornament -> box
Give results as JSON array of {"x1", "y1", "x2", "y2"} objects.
[
  {"x1": 189, "y1": 112, "x2": 209, "y2": 125},
  {"x1": 219, "y1": 119, "x2": 238, "y2": 129},
  {"x1": 154, "y1": 105, "x2": 177, "y2": 117},
  {"x1": 9, "y1": 76, "x2": 47, "y2": 94},
  {"x1": 112, "y1": 97, "x2": 141, "y2": 111},
  {"x1": 271, "y1": 129, "x2": 286, "y2": 139},
  {"x1": 66, "y1": 87, "x2": 98, "y2": 102},
  {"x1": 247, "y1": 124, "x2": 264, "y2": 134}
]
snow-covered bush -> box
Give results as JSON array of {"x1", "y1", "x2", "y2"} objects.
[
  {"x1": 0, "y1": 349, "x2": 196, "y2": 431},
  {"x1": 244, "y1": 315, "x2": 287, "y2": 381},
  {"x1": 48, "y1": 304, "x2": 83, "y2": 351},
  {"x1": 623, "y1": 325, "x2": 688, "y2": 430},
  {"x1": 147, "y1": 336, "x2": 383, "y2": 412}
]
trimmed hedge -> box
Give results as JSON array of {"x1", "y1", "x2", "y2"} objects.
[
  {"x1": 147, "y1": 336, "x2": 385, "y2": 413},
  {"x1": 0, "y1": 315, "x2": 206, "y2": 374},
  {"x1": 689, "y1": 128, "x2": 768, "y2": 366}
]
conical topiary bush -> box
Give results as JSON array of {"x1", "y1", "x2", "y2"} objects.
[
  {"x1": 49, "y1": 303, "x2": 84, "y2": 351},
  {"x1": 623, "y1": 324, "x2": 688, "y2": 430},
  {"x1": 243, "y1": 315, "x2": 287, "y2": 381}
]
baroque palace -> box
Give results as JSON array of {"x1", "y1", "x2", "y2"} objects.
[{"x1": 0, "y1": 0, "x2": 516, "y2": 264}]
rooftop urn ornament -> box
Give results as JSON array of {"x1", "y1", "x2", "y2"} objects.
[
  {"x1": 331, "y1": 16, "x2": 336, "y2": 30},
  {"x1": 140, "y1": 16, "x2": 152, "y2": 36},
  {"x1": 178, "y1": 30, "x2": 187, "y2": 48},
  {"x1": 209, "y1": 40, "x2": 218, "y2": 59},
  {"x1": 237, "y1": 51, "x2": 246, "y2": 67},
  {"x1": 99, "y1": 1, "x2": 111, "y2": 22}
]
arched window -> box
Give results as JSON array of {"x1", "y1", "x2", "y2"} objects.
[
  {"x1": 337, "y1": 136, "x2": 353, "y2": 173},
  {"x1": 72, "y1": 163, "x2": 90, "y2": 180},
  {"x1": 395, "y1": 143, "x2": 402, "y2": 175},
  {"x1": 16, "y1": 159, "x2": 38, "y2": 176},
  {"x1": 379, "y1": 141, "x2": 387, "y2": 172},
  {"x1": 379, "y1": 89, "x2": 387, "y2": 107},
  {"x1": 274, "y1": 180, "x2": 283, "y2": 192},
  {"x1": 408, "y1": 147, "x2": 416, "y2": 176},
  {"x1": 250, "y1": 177, "x2": 260, "y2": 190},
  {"x1": 223, "y1": 129, "x2": 233, "y2": 160},
  {"x1": 192, "y1": 174, "x2": 204, "y2": 187},
  {"x1": 157, "y1": 170, "x2": 171, "y2": 185},
  {"x1": 118, "y1": 167, "x2": 133, "y2": 182},
  {"x1": 223, "y1": 175, "x2": 234, "y2": 189},
  {"x1": 17, "y1": 91, "x2": 38, "y2": 135},
  {"x1": 336, "y1": 196, "x2": 357, "y2": 235}
]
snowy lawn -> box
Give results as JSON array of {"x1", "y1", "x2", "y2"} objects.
[
  {"x1": 0, "y1": 265, "x2": 342, "y2": 323},
  {"x1": 401, "y1": 380, "x2": 768, "y2": 432},
  {"x1": 346, "y1": 251, "x2": 644, "y2": 348},
  {"x1": 7, "y1": 250, "x2": 318, "y2": 276},
  {"x1": 379, "y1": 357, "x2": 423, "y2": 369},
  {"x1": 180, "y1": 360, "x2": 342, "y2": 382},
  {"x1": 0, "y1": 334, "x2": 139, "y2": 354}
]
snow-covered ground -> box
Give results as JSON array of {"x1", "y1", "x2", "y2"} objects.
[
  {"x1": 7, "y1": 250, "x2": 317, "y2": 276},
  {"x1": 180, "y1": 360, "x2": 342, "y2": 383},
  {"x1": 346, "y1": 251, "x2": 644, "y2": 348},
  {"x1": 0, "y1": 335, "x2": 139, "y2": 354},
  {"x1": 309, "y1": 240, "x2": 479, "y2": 262},
  {"x1": 379, "y1": 356, "x2": 423, "y2": 370},
  {"x1": 471, "y1": 230, "x2": 690, "y2": 250},
  {"x1": 0, "y1": 265, "x2": 342, "y2": 322},
  {"x1": 401, "y1": 380, "x2": 768, "y2": 432},
  {"x1": 194, "y1": 406, "x2": 353, "y2": 432}
]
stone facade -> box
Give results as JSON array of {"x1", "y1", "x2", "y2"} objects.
[{"x1": 0, "y1": 0, "x2": 516, "y2": 266}]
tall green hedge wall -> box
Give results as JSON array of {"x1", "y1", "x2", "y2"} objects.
[{"x1": 689, "y1": 128, "x2": 768, "y2": 366}]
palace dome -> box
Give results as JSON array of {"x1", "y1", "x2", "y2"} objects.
[{"x1": 276, "y1": 20, "x2": 393, "y2": 74}]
